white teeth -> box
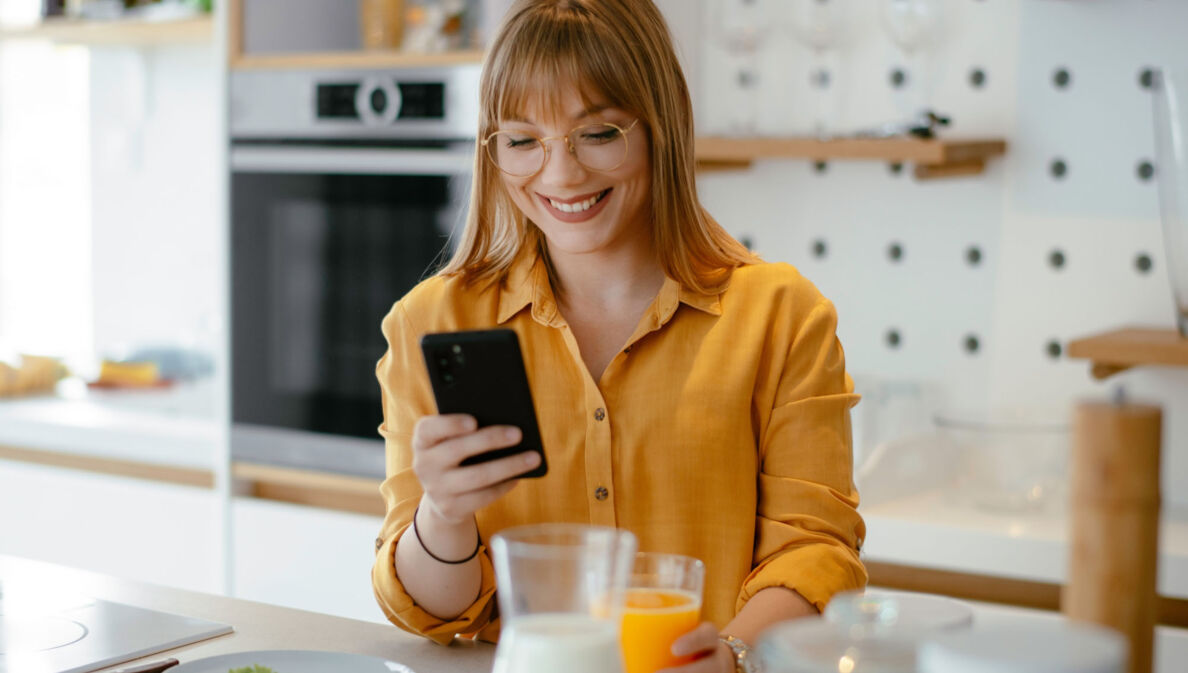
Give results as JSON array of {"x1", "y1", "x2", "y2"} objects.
[{"x1": 549, "y1": 191, "x2": 604, "y2": 213}]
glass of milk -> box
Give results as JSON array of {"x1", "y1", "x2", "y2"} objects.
[{"x1": 491, "y1": 524, "x2": 637, "y2": 673}]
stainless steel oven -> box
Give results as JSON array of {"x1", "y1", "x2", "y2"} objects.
[{"x1": 229, "y1": 66, "x2": 479, "y2": 477}]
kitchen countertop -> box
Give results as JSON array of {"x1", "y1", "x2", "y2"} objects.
[
  {"x1": 0, "y1": 554, "x2": 493, "y2": 673},
  {"x1": 3, "y1": 554, "x2": 1187, "y2": 673},
  {"x1": 0, "y1": 380, "x2": 219, "y2": 471},
  {"x1": 861, "y1": 488, "x2": 1188, "y2": 600}
]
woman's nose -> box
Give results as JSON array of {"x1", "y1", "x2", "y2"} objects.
[{"x1": 538, "y1": 138, "x2": 588, "y2": 186}]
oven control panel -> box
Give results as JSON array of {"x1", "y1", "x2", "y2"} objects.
[
  {"x1": 316, "y1": 79, "x2": 445, "y2": 123},
  {"x1": 230, "y1": 66, "x2": 479, "y2": 139}
]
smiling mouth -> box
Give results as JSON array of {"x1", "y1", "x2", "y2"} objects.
[{"x1": 545, "y1": 189, "x2": 611, "y2": 214}]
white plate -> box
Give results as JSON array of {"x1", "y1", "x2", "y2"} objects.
[{"x1": 171, "y1": 650, "x2": 416, "y2": 673}]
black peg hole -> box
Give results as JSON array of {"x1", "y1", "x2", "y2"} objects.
[
  {"x1": 1137, "y1": 160, "x2": 1155, "y2": 182},
  {"x1": 1046, "y1": 340, "x2": 1063, "y2": 359},
  {"x1": 888, "y1": 162, "x2": 904, "y2": 175},
  {"x1": 740, "y1": 236, "x2": 754, "y2": 250},
  {"x1": 888, "y1": 242, "x2": 904, "y2": 262},
  {"x1": 1049, "y1": 249, "x2": 1066, "y2": 270},
  {"x1": 1053, "y1": 68, "x2": 1072, "y2": 89},
  {"x1": 1135, "y1": 253, "x2": 1153, "y2": 274},
  {"x1": 964, "y1": 335, "x2": 980, "y2": 354},
  {"x1": 812, "y1": 69, "x2": 832, "y2": 89},
  {"x1": 966, "y1": 246, "x2": 983, "y2": 267},
  {"x1": 890, "y1": 68, "x2": 908, "y2": 89},
  {"x1": 969, "y1": 68, "x2": 987, "y2": 89},
  {"x1": 737, "y1": 69, "x2": 756, "y2": 88},
  {"x1": 1049, "y1": 158, "x2": 1068, "y2": 180},
  {"x1": 812, "y1": 239, "x2": 828, "y2": 259},
  {"x1": 1139, "y1": 67, "x2": 1155, "y2": 90},
  {"x1": 813, "y1": 160, "x2": 828, "y2": 174},
  {"x1": 886, "y1": 329, "x2": 902, "y2": 349}
]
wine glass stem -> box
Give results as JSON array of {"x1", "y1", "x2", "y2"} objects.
[{"x1": 812, "y1": 48, "x2": 829, "y2": 140}]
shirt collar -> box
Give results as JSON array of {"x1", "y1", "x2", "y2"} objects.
[
  {"x1": 496, "y1": 253, "x2": 554, "y2": 325},
  {"x1": 496, "y1": 253, "x2": 723, "y2": 326}
]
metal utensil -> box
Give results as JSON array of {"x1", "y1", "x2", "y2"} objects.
[{"x1": 112, "y1": 658, "x2": 180, "y2": 673}]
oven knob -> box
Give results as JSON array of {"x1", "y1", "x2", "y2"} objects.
[{"x1": 355, "y1": 77, "x2": 402, "y2": 126}]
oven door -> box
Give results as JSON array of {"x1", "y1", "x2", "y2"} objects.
[{"x1": 230, "y1": 144, "x2": 473, "y2": 477}]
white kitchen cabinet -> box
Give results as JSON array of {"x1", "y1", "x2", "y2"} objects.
[
  {"x1": 0, "y1": 459, "x2": 223, "y2": 593},
  {"x1": 230, "y1": 496, "x2": 388, "y2": 625}
]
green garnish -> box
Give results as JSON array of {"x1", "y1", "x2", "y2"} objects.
[{"x1": 228, "y1": 666, "x2": 276, "y2": 673}]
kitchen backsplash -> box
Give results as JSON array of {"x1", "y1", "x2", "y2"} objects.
[{"x1": 692, "y1": 0, "x2": 1185, "y2": 507}]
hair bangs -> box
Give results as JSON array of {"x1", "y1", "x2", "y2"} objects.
[{"x1": 484, "y1": 5, "x2": 643, "y2": 131}]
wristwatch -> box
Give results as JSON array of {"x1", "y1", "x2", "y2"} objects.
[{"x1": 720, "y1": 634, "x2": 761, "y2": 673}]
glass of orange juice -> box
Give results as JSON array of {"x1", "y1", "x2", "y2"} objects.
[{"x1": 620, "y1": 552, "x2": 705, "y2": 673}]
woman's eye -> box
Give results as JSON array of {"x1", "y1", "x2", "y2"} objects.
[
  {"x1": 579, "y1": 128, "x2": 620, "y2": 144},
  {"x1": 505, "y1": 136, "x2": 538, "y2": 149}
]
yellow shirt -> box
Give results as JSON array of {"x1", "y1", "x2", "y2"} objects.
[{"x1": 372, "y1": 254, "x2": 866, "y2": 644}]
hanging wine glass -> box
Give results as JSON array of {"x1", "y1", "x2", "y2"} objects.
[
  {"x1": 1152, "y1": 67, "x2": 1188, "y2": 336},
  {"x1": 879, "y1": 0, "x2": 942, "y2": 119},
  {"x1": 787, "y1": 0, "x2": 848, "y2": 139},
  {"x1": 710, "y1": 0, "x2": 772, "y2": 136}
]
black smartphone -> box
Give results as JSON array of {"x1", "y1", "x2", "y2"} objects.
[{"x1": 419, "y1": 329, "x2": 547, "y2": 479}]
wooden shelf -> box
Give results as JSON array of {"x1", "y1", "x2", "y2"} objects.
[
  {"x1": 1067, "y1": 327, "x2": 1188, "y2": 379},
  {"x1": 694, "y1": 136, "x2": 1007, "y2": 179},
  {"x1": 229, "y1": 48, "x2": 485, "y2": 70},
  {"x1": 0, "y1": 15, "x2": 213, "y2": 46}
]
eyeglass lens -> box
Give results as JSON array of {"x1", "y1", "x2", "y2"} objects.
[{"x1": 487, "y1": 123, "x2": 629, "y2": 177}]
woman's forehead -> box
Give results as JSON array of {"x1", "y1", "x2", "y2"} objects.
[{"x1": 499, "y1": 77, "x2": 620, "y2": 126}]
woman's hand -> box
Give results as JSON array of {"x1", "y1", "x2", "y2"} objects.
[
  {"x1": 662, "y1": 622, "x2": 736, "y2": 673},
  {"x1": 411, "y1": 413, "x2": 540, "y2": 524}
]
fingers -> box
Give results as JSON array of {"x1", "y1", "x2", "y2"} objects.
[
  {"x1": 661, "y1": 626, "x2": 735, "y2": 673},
  {"x1": 440, "y1": 447, "x2": 539, "y2": 491},
  {"x1": 412, "y1": 414, "x2": 537, "y2": 524},
  {"x1": 414, "y1": 415, "x2": 523, "y2": 466},
  {"x1": 412, "y1": 413, "x2": 477, "y2": 450},
  {"x1": 422, "y1": 452, "x2": 534, "y2": 523},
  {"x1": 429, "y1": 477, "x2": 518, "y2": 521},
  {"x1": 671, "y1": 622, "x2": 720, "y2": 658}
]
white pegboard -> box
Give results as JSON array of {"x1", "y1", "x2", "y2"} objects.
[
  {"x1": 684, "y1": 0, "x2": 1188, "y2": 507},
  {"x1": 1011, "y1": 0, "x2": 1188, "y2": 220}
]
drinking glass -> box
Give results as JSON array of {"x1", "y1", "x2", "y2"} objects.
[
  {"x1": 1152, "y1": 67, "x2": 1188, "y2": 336},
  {"x1": 786, "y1": 0, "x2": 848, "y2": 138},
  {"x1": 711, "y1": 0, "x2": 772, "y2": 135},
  {"x1": 490, "y1": 524, "x2": 637, "y2": 673},
  {"x1": 619, "y1": 552, "x2": 705, "y2": 673},
  {"x1": 878, "y1": 0, "x2": 943, "y2": 117}
]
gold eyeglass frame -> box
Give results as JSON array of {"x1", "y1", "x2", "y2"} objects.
[{"x1": 481, "y1": 118, "x2": 641, "y2": 178}]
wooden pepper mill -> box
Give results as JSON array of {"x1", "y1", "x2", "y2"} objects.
[{"x1": 1062, "y1": 393, "x2": 1163, "y2": 673}]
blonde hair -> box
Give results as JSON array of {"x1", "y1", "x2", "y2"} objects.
[{"x1": 440, "y1": 0, "x2": 758, "y2": 294}]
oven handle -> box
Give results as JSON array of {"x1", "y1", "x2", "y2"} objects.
[{"x1": 230, "y1": 145, "x2": 476, "y2": 175}]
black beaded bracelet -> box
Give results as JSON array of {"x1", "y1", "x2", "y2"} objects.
[{"x1": 412, "y1": 505, "x2": 482, "y2": 565}]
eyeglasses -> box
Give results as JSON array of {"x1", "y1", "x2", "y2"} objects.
[{"x1": 481, "y1": 119, "x2": 640, "y2": 178}]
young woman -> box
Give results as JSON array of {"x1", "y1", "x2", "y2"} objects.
[{"x1": 372, "y1": 1, "x2": 866, "y2": 671}]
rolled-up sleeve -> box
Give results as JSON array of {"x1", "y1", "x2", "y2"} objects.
[
  {"x1": 371, "y1": 301, "x2": 498, "y2": 643},
  {"x1": 739, "y1": 292, "x2": 867, "y2": 613}
]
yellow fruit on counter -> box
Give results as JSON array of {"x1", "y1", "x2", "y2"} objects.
[
  {"x1": 98, "y1": 360, "x2": 161, "y2": 387},
  {"x1": 0, "y1": 354, "x2": 67, "y2": 397}
]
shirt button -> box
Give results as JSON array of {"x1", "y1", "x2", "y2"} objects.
[
  {"x1": 374, "y1": 536, "x2": 383, "y2": 551},
  {"x1": 594, "y1": 408, "x2": 606, "y2": 421},
  {"x1": 594, "y1": 486, "x2": 609, "y2": 501}
]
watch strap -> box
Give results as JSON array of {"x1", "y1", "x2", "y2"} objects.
[{"x1": 719, "y1": 634, "x2": 760, "y2": 673}]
